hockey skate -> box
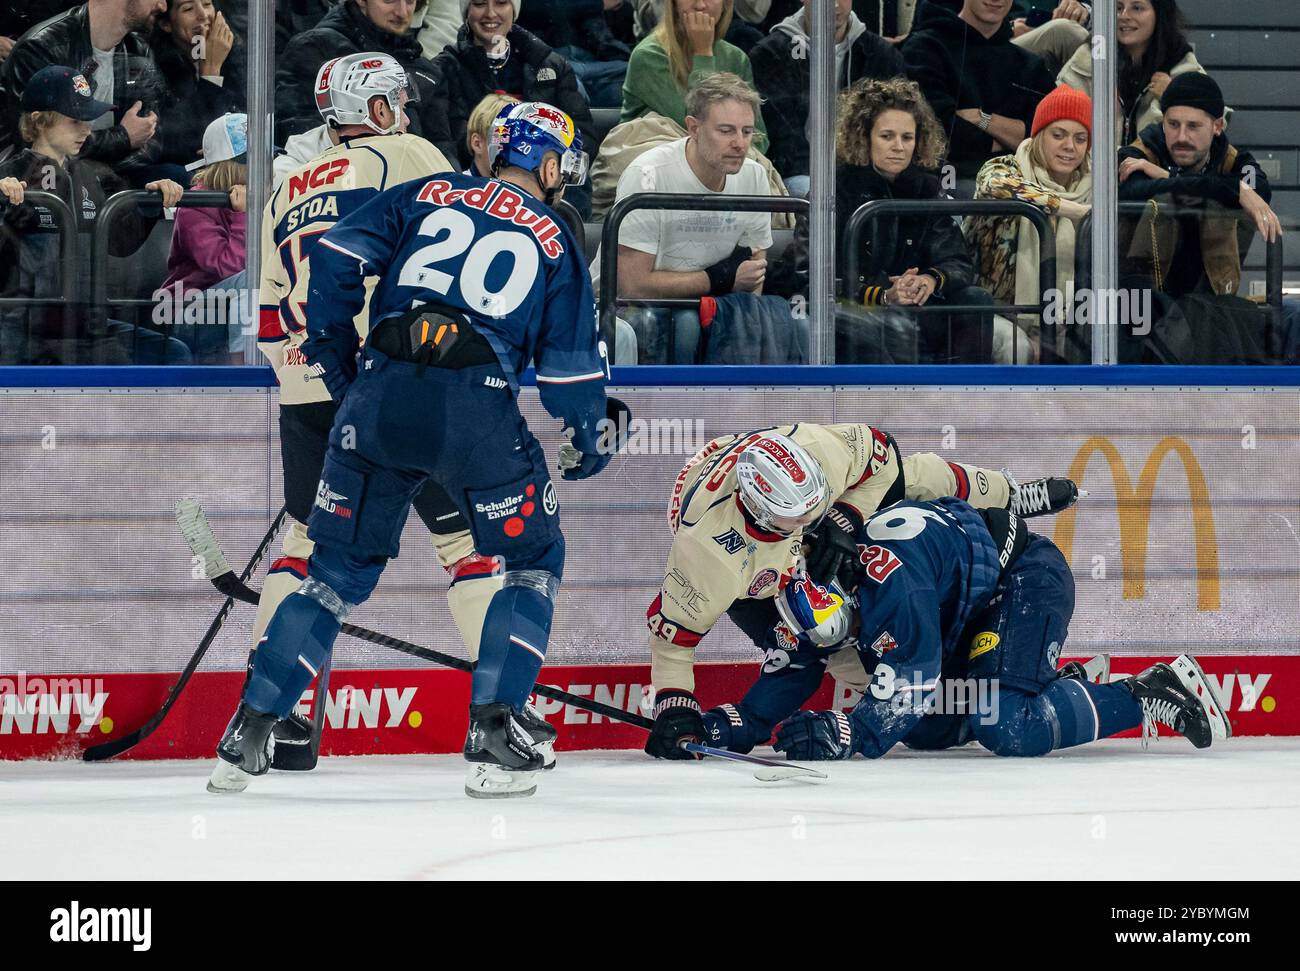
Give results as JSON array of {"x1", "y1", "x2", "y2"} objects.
[
  {"x1": 1008, "y1": 475, "x2": 1082, "y2": 518},
  {"x1": 1129, "y1": 654, "x2": 1232, "y2": 749},
  {"x1": 1057, "y1": 654, "x2": 1111, "y2": 683},
  {"x1": 517, "y1": 702, "x2": 557, "y2": 770},
  {"x1": 463, "y1": 703, "x2": 544, "y2": 799},
  {"x1": 207, "y1": 703, "x2": 278, "y2": 793},
  {"x1": 269, "y1": 712, "x2": 317, "y2": 771}
]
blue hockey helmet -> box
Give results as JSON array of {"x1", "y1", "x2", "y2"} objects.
[{"x1": 488, "y1": 101, "x2": 589, "y2": 186}]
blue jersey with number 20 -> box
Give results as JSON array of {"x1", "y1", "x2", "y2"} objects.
[{"x1": 304, "y1": 172, "x2": 607, "y2": 431}]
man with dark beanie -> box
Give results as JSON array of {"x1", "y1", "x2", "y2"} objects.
[
  {"x1": 1118, "y1": 71, "x2": 1279, "y2": 300},
  {"x1": 1116, "y1": 71, "x2": 1282, "y2": 363}
]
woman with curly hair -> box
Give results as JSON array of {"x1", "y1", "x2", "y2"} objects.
[
  {"x1": 776, "y1": 76, "x2": 992, "y2": 362},
  {"x1": 1058, "y1": 0, "x2": 1208, "y2": 145},
  {"x1": 621, "y1": 0, "x2": 768, "y2": 153}
]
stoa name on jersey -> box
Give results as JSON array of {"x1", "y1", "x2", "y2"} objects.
[
  {"x1": 416, "y1": 179, "x2": 565, "y2": 258},
  {"x1": 282, "y1": 192, "x2": 340, "y2": 233}
]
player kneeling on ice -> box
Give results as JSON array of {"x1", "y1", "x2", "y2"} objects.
[
  {"x1": 641, "y1": 425, "x2": 1081, "y2": 759},
  {"x1": 209, "y1": 102, "x2": 615, "y2": 799},
  {"x1": 761, "y1": 498, "x2": 1231, "y2": 762}
]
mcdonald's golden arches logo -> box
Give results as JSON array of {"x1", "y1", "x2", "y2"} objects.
[{"x1": 1054, "y1": 436, "x2": 1219, "y2": 611}]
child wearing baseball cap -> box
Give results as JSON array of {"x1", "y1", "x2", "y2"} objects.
[
  {"x1": 156, "y1": 113, "x2": 251, "y2": 362},
  {"x1": 0, "y1": 66, "x2": 187, "y2": 365}
]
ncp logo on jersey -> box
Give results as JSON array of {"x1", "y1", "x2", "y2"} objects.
[{"x1": 1053, "y1": 436, "x2": 1219, "y2": 611}]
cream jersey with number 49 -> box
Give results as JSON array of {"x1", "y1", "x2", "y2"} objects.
[
  {"x1": 649, "y1": 423, "x2": 1013, "y2": 692},
  {"x1": 258, "y1": 132, "x2": 452, "y2": 405}
]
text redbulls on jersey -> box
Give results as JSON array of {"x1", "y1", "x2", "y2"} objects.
[
  {"x1": 258, "y1": 132, "x2": 452, "y2": 405},
  {"x1": 305, "y1": 172, "x2": 606, "y2": 432}
]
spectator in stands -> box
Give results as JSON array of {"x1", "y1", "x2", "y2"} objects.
[
  {"x1": 633, "y1": 0, "x2": 767, "y2": 52},
  {"x1": 0, "y1": 1, "x2": 169, "y2": 184},
  {"x1": 750, "y1": 0, "x2": 906, "y2": 197},
  {"x1": 465, "y1": 91, "x2": 519, "y2": 175},
  {"x1": 622, "y1": 0, "x2": 769, "y2": 153},
  {"x1": 276, "y1": 0, "x2": 441, "y2": 145},
  {"x1": 1117, "y1": 73, "x2": 1279, "y2": 341},
  {"x1": 426, "y1": 1, "x2": 594, "y2": 211},
  {"x1": 1058, "y1": 0, "x2": 1207, "y2": 145},
  {"x1": 516, "y1": 1, "x2": 631, "y2": 109},
  {"x1": 603, "y1": 72, "x2": 773, "y2": 363},
  {"x1": 155, "y1": 112, "x2": 248, "y2": 362},
  {"x1": 967, "y1": 84, "x2": 1091, "y2": 362},
  {"x1": 1, "y1": 2, "x2": 84, "y2": 58},
  {"x1": 150, "y1": 0, "x2": 245, "y2": 180},
  {"x1": 414, "y1": 0, "x2": 461, "y2": 58},
  {"x1": 0, "y1": 65, "x2": 187, "y2": 364},
  {"x1": 902, "y1": 0, "x2": 1054, "y2": 179},
  {"x1": 776, "y1": 77, "x2": 994, "y2": 362}
]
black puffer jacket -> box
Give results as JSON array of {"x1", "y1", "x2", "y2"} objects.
[
  {"x1": 518, "y1": 0, "x2": 631, "y2": 60},
  {"x1": 427, "y1": 25, "x2": 592, "y2": 171},
  {"x1": 902, "y1": 1, "x2": 1054, "y2": 177},
  {"x1": 0, "y1": 4, "x2": 166, "y2": 172},
  {"x1": 772, "y1": 162, "x2": 975, "y2": 302},
  {"x1": 0, "y1": 0, "x2": 81, "y2": 38},
  {"x1": 750, "y1": 18, "x2": 905, "y2": 179},
  {"x1": 275, "y1": 0, "x2": 441, "y2": 145},
  {"x1": 149, "y1": 36, "x2": 247, "y2": 169}
]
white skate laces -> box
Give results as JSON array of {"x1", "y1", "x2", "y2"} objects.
[{"x1": 1140, "y1": 697, "x2": 1181, "y2": 749}]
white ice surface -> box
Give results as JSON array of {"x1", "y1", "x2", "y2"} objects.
[{"x1": 4, "y1": 739, "x2": 1298, "y2": 880}]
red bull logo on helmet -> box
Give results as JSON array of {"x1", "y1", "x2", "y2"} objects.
[
  {"x1": 528, "y1": 105, "x2": 574, "y2": 145},
  {"x1": 792, "y1": 576, "x2": 844, "y2": 627},
  {"x1": 754, "y1": 438, "x2": 806, "y2": 484}
]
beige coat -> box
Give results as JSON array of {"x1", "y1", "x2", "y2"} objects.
[
  {"x1": 1057, "y1": 47, "x2": 1221, "y2": 141},
  {"x1": 589, "y1": 112, "x2": 793, "y2": 226}
]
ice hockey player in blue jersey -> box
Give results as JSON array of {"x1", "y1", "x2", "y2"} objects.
[
  {"x1": 714, "y1": 498, "x2": 1232, "y2": 761},
  {"x1": 209, "y1": 102, "x2": 615, "y2": 799}
]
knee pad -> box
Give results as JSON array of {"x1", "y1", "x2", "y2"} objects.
[
  {"x1": 971, "y1": 695, "x2": 1057, "y2": 758},
  {"x1": 298, "y1": 576, "x2": 356, "y2": 622},
  {"x1": 445, "y1": 552, "x2": 505, "y2": 661}
]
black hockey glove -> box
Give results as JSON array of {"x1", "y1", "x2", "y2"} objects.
[
  {"x1": 645, "y1": 689, "x2": 708, "y2": 760},
  {"x1": 704, "y1": 245, "x2": 752, "y2": 296},
  {"x1": 302, "y1": 335, "x2": 358, "y2": 403},
  {"x1": 803, "y1": 503, "x2": 864, "y2": 587},
  {"x1": 774, "y1": 710, "x2": 857, "y2": 761}
]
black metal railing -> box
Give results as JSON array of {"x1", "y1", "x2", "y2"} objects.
[
  {"x1": 844, "y1": 198, "x2": 1058, "y2": 364},
  {"x1": 1076, "y1": 202, "x2": 1284, "y2": 309},
  {"x1": 598, "y1": 192, "x2": 810, "y2": 364},
  {"x1": 0, "y1": 191, "x2": 80, "y2": 353}
]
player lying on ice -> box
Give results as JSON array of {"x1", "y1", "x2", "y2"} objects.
[
  {"x1": 208, "y1": 101, "x2": 612, "y2": 799},
  {"x1": 642, "y1": 433, "x2": 1231, "y2": 760},
  {"x1": 731, "y1": 497, "x2": 1230, "y2": 761},
  {"x1": 642, "y1": 427, "x2": 1080, "y2": 758}
]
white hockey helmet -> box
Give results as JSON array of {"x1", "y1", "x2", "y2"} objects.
[
  {"x1": 735, "y1": 434, "x2": 830, "y2": 535},
  {"x1": 314, "y1": 52, "x2": 417, "y2": 135}
]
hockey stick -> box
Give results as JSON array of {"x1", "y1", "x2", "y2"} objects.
[
  {"x1": 82, "y1": 504, "x2": 289, "y2": 762},
  {"x1": 178, "y1": 498, "x2": 653, "y2": 727},
  {"x1": 176, "y1": 501, "x2": 823, "y2": 780}
]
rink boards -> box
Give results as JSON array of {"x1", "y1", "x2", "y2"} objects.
[{"x1": 1, "y1": 365, "x2": 1298, "y2": 758}]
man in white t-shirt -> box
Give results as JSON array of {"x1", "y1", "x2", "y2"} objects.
[{"x1": 603, "y1": 72, "x2": 773, "y2": 364}]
